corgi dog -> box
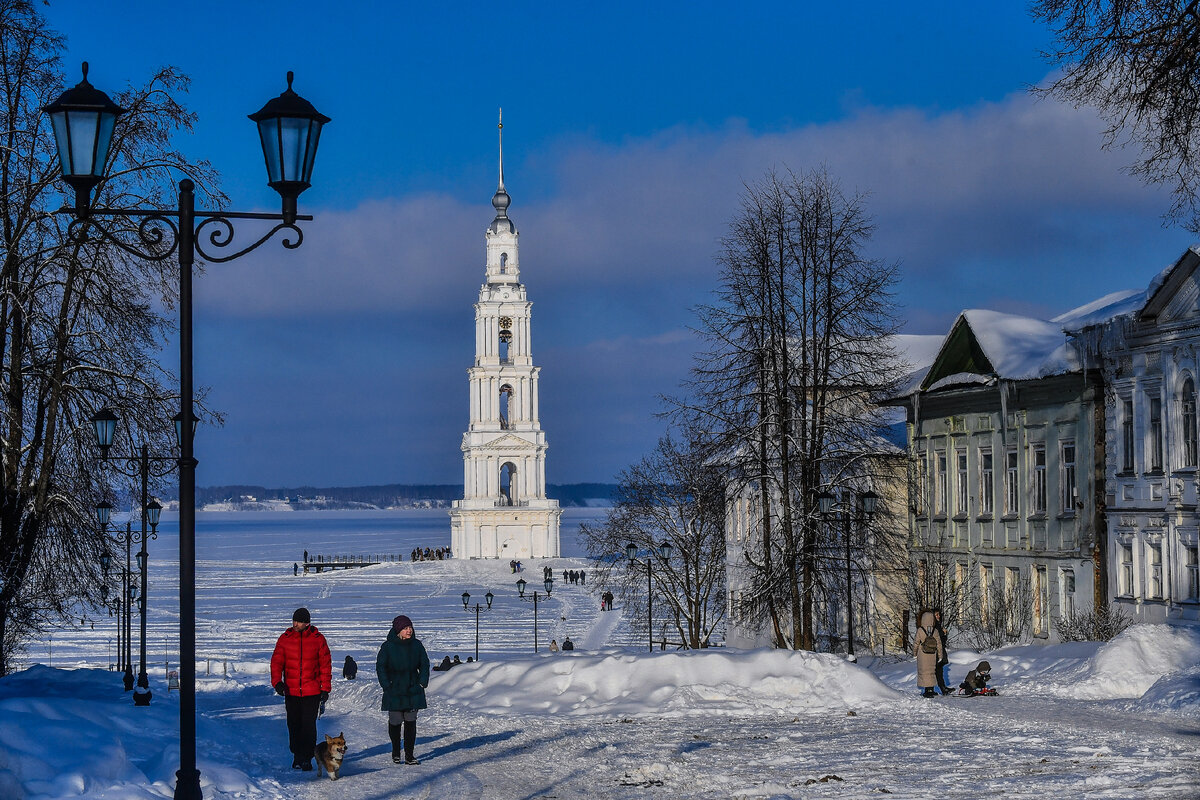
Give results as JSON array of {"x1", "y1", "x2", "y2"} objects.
[{"x1": 314, "y1": 732, "x2": 347, "y2": 780}]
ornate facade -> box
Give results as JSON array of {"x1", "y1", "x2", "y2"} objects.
[{"x1": 1071, "y1": 247, "x2": 1200, "y2": 625}]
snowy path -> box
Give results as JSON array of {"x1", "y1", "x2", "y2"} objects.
[{"x1": 202, "y1": 686, "x2": 1199, "y2": 800}]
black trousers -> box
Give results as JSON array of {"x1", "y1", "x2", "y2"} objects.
[{"x1": 285, "y1": 694, "x2": 322, "y2": 762}]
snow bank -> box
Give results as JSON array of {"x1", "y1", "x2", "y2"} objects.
[
  {"x1": 1068, "y1": 624, "x2": 1200, "y2": 700},
  {"x1": 433, "y1": 648, "x2": 900, "y2": 717},
  {"x1": 0, "y1": 666, "x2": 176, "y2": 800},
  {"x1": 1014, "y1": 624, "x2": 1200, "y2": 703}
]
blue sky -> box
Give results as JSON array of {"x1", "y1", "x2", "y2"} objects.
[{"x1": 48, "y1": 1, "x2": 1195, "y2": 487}]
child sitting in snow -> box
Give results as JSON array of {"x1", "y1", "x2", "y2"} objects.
[{"x1": 959, "y1": 660, "x2": 992, "y2": 696}]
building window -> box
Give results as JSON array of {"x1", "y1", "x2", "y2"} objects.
[
  {"x1": 1031, "y1": 444, "x2": 1047, "y2": 515},
  {"x1": 910, "y1": 457, "x2": 927, "y2": 516},
  {"x1": 979, "y1": 448, "x2": 994, "y2": 515},
  {"x1": 1122, "y1": 399, "x2": 1135, "y2": 472},
  {"x1": 980, "y1": 563, "x2": 994, "y2": 625},
  {"x1": 956, "y1": 449, "x2": 968, "y2": 516},
  {"x1": 1184, "y1": 378, "x2": 1198, "y2": 468},
  {"x1": 1150, "y1": 397, "x2": 1164, "y2": 471},
  {"x1": 954, "y1": 562, "x2": 968, "y2": 623},
  {"x1": 1004, "y1": 448, "x2": 1019, "y2": 516},
  {"x1": 1186, "y1": 542, "x2": 1199, "y2": 601},
  {"x1": 1147, "y1": 541, "x2": 1163, "y2": 599},
  {"x1": 1119, "y1": 542, "x2": 1134, "y2": 596},
  {"x1": 935, "y1": 451, "x2": 947, "y2": 516},
  {"x1": 1005, "y1": 566, "x2": 1021, "y2": 634},
  {"x1": 1060, "y1": 441, "x2": 1076, "y2": 515},
  {"x1": 1033, "y1": 565, "x2": 1048, "y2": 636},
  {"x1": 1060, "y1": 568, "x2": 1076, "y2": 618}
]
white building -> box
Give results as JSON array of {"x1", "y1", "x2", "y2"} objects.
[
  {"x1": 1070, "y1": 247, "x2": 1200, "y2": 625},
  {"x1": 449, "y1": 125, "x2": 561, "y2": 559}
]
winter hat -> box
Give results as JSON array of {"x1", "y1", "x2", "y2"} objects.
[
  {"x1": 292, "y1": 607, "x2": 311, "y2": 624},
  {"x1": 392, "y1": 614, "x2": 413, "y2": 633}
]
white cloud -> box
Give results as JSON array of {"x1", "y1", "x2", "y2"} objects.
[{"x1": 197, "y1": 86, "x2": 1189, "y2": 335}]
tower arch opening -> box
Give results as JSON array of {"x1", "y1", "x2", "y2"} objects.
[
  {"x1": 499, "y1": 384, "x2": 513, "y2": 429},
  {"x1": 499, "y1": 317, "x2": 513, "y2": 364},
  {"x1": 500, "y1": 252, "x2": 508, "y2": 273},
  {"x1": 500, "y1": 461, "x2": 518, "y2": 505}
]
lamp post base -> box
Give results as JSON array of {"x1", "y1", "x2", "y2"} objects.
[
  {"x1": 122, "y1": 668, "x2": 135, "y2": 691},
  {"x1": 174, "y1": 768, "x2": 202, "y2": 800},
  {"x1": 133, "y1": 687, "x2": 152, "y2": 706}
]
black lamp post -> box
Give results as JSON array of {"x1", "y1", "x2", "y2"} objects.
[
  {"x1": 818, "y1": 488, "x2": 878, "y2": 658},
  {"x1": 49, "y1": 64, "x2": 329, "y2": 800},
  {"x1": 461, "y1": 590, "x2": 495, "y2": 661},
  {"x1": 98, "y1": 503, "x2": 136, "y2": 688},
  {"x1": 626, "y1": 540, "x2": 672, "y2": 652},
  {"x1": 91, "y1": 408, "x2": 169, "y2": 705},
  {"x1": 515, "y1": 577, "x2": 553, "y2": 652},
  {"x1": 98, "y1": 549, "x2": 124, "y2": 673}
]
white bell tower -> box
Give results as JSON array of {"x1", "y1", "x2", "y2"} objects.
[{"x1": 450, "y1": 113, "x2": 561, "y2": 559}]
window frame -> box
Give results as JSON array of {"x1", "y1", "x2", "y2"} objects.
[
  {"x1": 1004, "y1": 448, "x2": 1019, "y2": 517},
  {"x1": 1150, "y1": 396, "x2": 1164, "y2": 472},
  {"x1": 1183, "y1": 377, "x2": 1197, "y2": 468},
  {"x1": 1122, "y1": 399, "x2": 1135, "y2": 473},
  {"x1": 1060, "y1": 440, "x2": 1076, "y2": 516},
  {"x1": 979, "y1": 447, "x2": 994, "y2": 516},
  {"x1": 1030, "y1": 443, "x2": 1047, "y2": 516}
]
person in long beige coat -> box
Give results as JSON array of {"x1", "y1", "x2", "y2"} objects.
[{"x1": 913, "y1": 610, "x2": 945, "y2": 698}]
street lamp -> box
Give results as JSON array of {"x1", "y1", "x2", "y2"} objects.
[
  {"x1": 98, "y1": 505, "x2": 135, "y2": 689},
  {"x1": 98, "y1": 551, "x2": 124, "y2": 674},
  {"x1": 818, "y1": 488, "x2": 878, "y2": 658},
  {"x1": 91, "y1": 408, "x2": 170, "y2": 705},
  {"x1": 626, "y1": 541, "x2": 672, "y2": 652},
  {"x1": 515, "y1": 577, "x2": 553, "y2": 652},
  {"x1": 461, "y1": 591, "x2": 495, "y2": 661},
  {"x1": 50, "y1": 63, "x2": 328, "y2": 800}
]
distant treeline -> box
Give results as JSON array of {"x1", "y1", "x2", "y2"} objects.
[{"x1": 161, "y1": 483, "x2": 617, "y2": 509}]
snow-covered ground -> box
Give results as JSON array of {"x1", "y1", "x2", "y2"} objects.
[{"x1": 2, "y1": 511, "x2": 1198, "y2": 799}]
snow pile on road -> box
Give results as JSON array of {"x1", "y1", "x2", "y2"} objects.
[
  {"x1": 1053, "y1": 624, "x2": 1200, "y2": 701},
  {"x1": 433, "y1": 648, "x2": 900, "y2": 717}
]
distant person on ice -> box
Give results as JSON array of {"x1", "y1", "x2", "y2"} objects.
[
  {"x1": 270, "y1": 607, "x2": 332, "y2": 771},
  {"x1": 377, "y1": 614, "x2": 430, "y2": 765},
  {"x1": 342, "y1": 655, "x2": 358, "y2": 680},
  {"x1": 913, "y1": 609, "x2": 945, "y2": 698}
]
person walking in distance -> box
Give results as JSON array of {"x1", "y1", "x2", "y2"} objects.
[
  {"x1": 377, "y1": 614, "x2": 430, "y2": 765},
  {"x1": 270, "y1": 607, "x2": 332, "y2": 770}
]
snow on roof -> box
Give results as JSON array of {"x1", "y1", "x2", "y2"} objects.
[
  {"x1": 889, "y1": 333, "x2": 945, "y2": 398},
  {"x1": 961, "y1": 308, "x2": 1080, "y2": 380},
  {"x1": 1053, "y1": 288, "x2": 1146, "y2": 330}
]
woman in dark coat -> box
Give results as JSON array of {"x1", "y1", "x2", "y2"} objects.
[{"x1": 376, "y1": 614, "x2": 430, "y2": 764}]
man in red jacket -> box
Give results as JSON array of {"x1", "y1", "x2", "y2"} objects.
[{"x1": 270, "y1": 607, "x2": 332, "y2": 770}]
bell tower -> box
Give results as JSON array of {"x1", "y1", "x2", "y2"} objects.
[{"x1": 450, "y1": 113, "x2": 561, "y2": 559}]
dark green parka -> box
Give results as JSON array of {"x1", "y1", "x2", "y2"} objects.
[{"x1": 376, "y1": 628, "x2": 430, "y2": 711}]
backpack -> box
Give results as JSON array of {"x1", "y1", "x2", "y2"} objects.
[{"x1": 921, "y1": 632, "x2": 938, "y2": 654}]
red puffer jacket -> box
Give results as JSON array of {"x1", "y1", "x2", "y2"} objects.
[{"x1": 270, "y1": 624, "x2": 331, "y2": 697}]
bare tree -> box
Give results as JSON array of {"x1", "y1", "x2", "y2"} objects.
[
  {"x1": 676, "y1": 167, "x2": 903, "y2": 651},
  {"x1": 1032, "y1": 0, "x2": 1200, "y2": 230},
  {"x1": 579, "y1": 432, "x2": 726, "y2": 649},
  {"x1": 0, "y1": 0, "x2": 222, "y2": 674}
]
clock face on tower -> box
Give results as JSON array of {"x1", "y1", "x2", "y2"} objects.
[{"x1": 499, "y1": 316, "x2": 512, "y2": 330}]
